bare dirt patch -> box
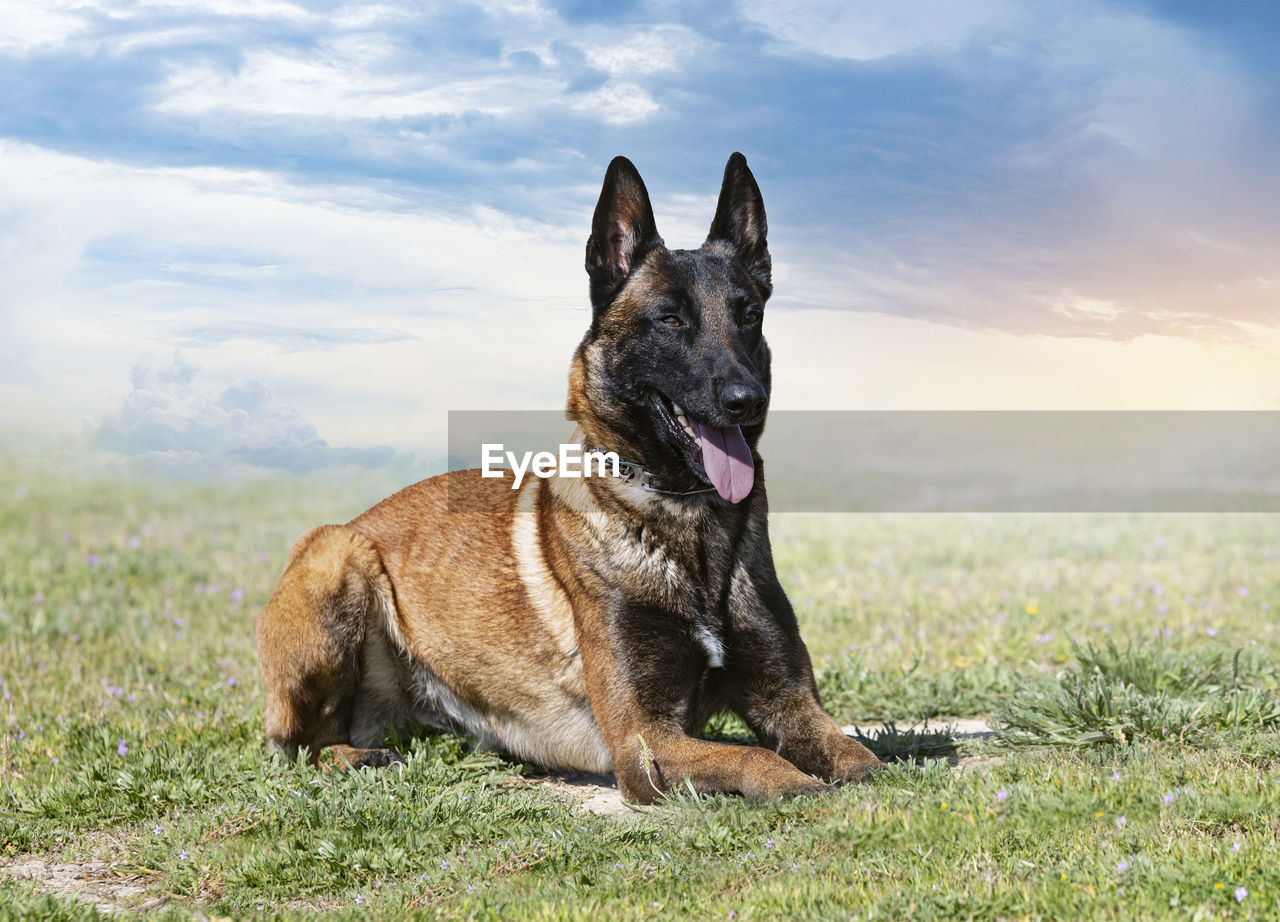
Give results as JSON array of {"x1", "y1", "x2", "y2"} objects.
[{"x1": 2, "y1": 857, "x2": 170, "y2": 914}]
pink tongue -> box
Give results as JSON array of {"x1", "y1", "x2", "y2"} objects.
[{"x1": 691, "y1": 420, "x2": 755, "y2": 503}]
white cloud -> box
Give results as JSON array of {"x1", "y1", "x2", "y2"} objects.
[
  {"x1": 0, "y1": 0, "x2": 319, "y2": 56},
  {"x1": 0, "y1": 0, "x2": 90, "y2": 53},
  {"x1": 131, "y1": 3, "x2": 689, "y2": 126},
  {"x1": 0, "y1": 140, "x2": 581, "y2": 308},
  {"x1": 740, "y1": 0, "x2": 1018, "y2": 60},
  {"x1": 0, "y1": 141, "x2": 590, "y2": 450},
  {"x1": 569, "y1": 80, "x2": 660, "y2": 125},
  {"x1": 93, "y1": 351, "x2": 395, "y2": 471},
  {"x1": 154, "y1": 42, "x2": 564, "y2": 119},
  {"x1": 583, "y1": 25, "x2": 699, "y2": 76}
]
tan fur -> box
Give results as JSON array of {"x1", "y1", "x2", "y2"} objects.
[{"x1": 256, "y1": 154, "x2": 882, "y2": 800}]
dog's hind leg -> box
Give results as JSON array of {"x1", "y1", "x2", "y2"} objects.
[{"x1": 255, "y1": 524, "x2": 402, "y2": 770}]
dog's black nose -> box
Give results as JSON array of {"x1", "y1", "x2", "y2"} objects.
[{"x1": 719, "y1": 381, "x2": 768, "y2": 422}]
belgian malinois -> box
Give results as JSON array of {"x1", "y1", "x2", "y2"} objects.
[{"x1": 256, "y1": 153, "x2": 882, "y2": 802}]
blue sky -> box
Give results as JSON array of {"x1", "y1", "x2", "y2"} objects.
[{"x1": 2, "y1": 0, "x2": 1278, "y2": 469}]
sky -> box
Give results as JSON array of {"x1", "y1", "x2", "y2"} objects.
[{"x1": 1, "y1": 0, "x2": 1278, "y2": 472}]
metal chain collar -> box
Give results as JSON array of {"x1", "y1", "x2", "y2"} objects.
[{"x1": 580, "y1": 442, "x2": 715, "y2": 497}]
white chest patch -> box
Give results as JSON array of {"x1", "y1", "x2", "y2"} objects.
[{"x1": 694, "y1": 624, "x2": 725, "y2": 669}]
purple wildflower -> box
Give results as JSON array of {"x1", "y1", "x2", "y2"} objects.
[
  {"x1": 764, "y1": 838, "x2": 774, "y2": 849},
  {"x1": 1110, "y1": 771, "x2": 1122, "y2": 781},
  {"x1": 1235, "y1": 886, "x2": 1248, "y2": 902},
  {"x1": 33, "y1": 591, "x2": 44, "y2": 604},
  {"x1": 153, "y1": 825, "x2": 162, "y2": 835},
  {"x1": 995, "y1": 789, "x2": 1009, "y2": 801},
  {"x1": 1162, "y1": 792, "x2": 1175, "y2": 805},
  {"x1": 117, "y1": 739, "x2": 128, "y2": 756},
  {"x1": 1205, "y1": 627, "x2": 1219, "y2": 637},
  {"x1": 354, "y1": 894, "x2": 364, "y2": 905},
  {"x1": 128, "y1": 535, "x2": 142, "y2": 550},
  {"x1": 230, "y1": 588, "x2": 246, "y2": 603},
  {"x1": 179, "y1": 850, "x2": 188, "y2": 860},
  {"x1": 86, "y1": 553, "x2": 100, "y2": 566},
  {"x1": 1115, "y1": 815, "x2": 1127, "y2": 830},
  {"x1": 1230, "y1": 842, "x2": 1241, "y2": 852},
  {"x1": 1237, "y1": 587, "x2": 1249, "y2": 597},
  {"x1": 1116, "y1": 860, "x2": 1129, "y2": 872},
  {"x1": 226, "y1": 677, "x2": 238, "y2": 688}
]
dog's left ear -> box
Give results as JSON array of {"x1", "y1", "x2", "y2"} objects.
[{"x1": 706, "y1": 152, "x2": 771, "y2": 298}]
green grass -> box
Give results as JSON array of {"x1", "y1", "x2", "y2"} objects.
[
  {"x1": 994, "y1": 640, "x2": 1280, "y2": 748},
  {"x1": 2, "y1": 456, "x2": 1279, "y2": 919}
]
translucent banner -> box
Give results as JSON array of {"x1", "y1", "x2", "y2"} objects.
[{"x1": 447, "y1": 411, "x2": 1280, "y2": 512}]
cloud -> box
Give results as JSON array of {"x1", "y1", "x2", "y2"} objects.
[
  {"x1": 3, "y1": 0, "x2": 1280, "y2": 446},
  {"x1": 739, "y1": 0, "x2": 1018, "y2": 61},
  {"x1": 696, "y1": 2, "x2": 1280, "y2": 341},
  {"x1": 152, "y1": 41, "x2": 563, "y2": 121},
  {"x1": 0, "y1": 0, "x2": 89, "y2": 53},
  {"x1": 93, "y1": 352, "x2": 395, "y2": 472},
  {"x1": 167, "y1": 322, "x2": 418, "y2": 350}
]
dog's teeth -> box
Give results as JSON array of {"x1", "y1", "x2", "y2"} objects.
[
  {"x1": 671, "y1": 402, "x2": 684, "y2": 416},
  {"x1": 682, "y1": 424, "x2": 696, "y2": 440},
  {"x1": 677, "y1": 413, "x2": 689, "y2": 426}
]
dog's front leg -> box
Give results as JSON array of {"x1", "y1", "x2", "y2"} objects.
[
  {"x1": 726, "y1": 569, "x2": 883, "y2": 785},
  {"x1": 610, "y1": 726, "x2": 829, "y2": 804},
  {"x1": 578, "y1": 601, "x2": 829, "y2": 804}
]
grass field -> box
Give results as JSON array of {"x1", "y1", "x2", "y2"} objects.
[{"x1": 1, "y1": 456, "x2": 1278, "y2": 920}]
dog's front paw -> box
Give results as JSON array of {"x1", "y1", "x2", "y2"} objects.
[
  {"x1": 323, "y1": 745, "x2": 405, "y2": 772},
  {"x1": 832, "y1": 737, "x2": 884, "y2": 784},
  {"x1": 739, "y1": 774, "x2": 831, "y2": 802}
]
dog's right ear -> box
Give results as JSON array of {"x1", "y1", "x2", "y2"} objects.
[{"x1": 585, "y1": 156, "x2": 663, "y2": 313}]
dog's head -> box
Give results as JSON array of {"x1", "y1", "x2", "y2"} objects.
[{"x1": 568, "y1": 153, "x2": 773, "y2": 503}]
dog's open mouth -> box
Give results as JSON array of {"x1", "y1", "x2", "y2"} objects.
[{"x1": 651, "y1": 393, "x2": 755, "y2": 503}]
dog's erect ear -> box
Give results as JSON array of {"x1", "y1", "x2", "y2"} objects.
[
  {"x1": 706, "y1": 152, "x2": 771, "y2": 298},
  {"x1": 585, "y1": 156, "x2": 663, "y2": 312}
]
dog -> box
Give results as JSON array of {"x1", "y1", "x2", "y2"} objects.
[{"x1": 255, "y1": 153, "x2": 882, "y2": 802}]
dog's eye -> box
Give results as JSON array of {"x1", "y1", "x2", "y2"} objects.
[
  {"x1": 743, "y1": 309, "x2": 761, "y2": 325},
  {"x1": 659, "y1": 315, "x2": 685, "y2": 328}
]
